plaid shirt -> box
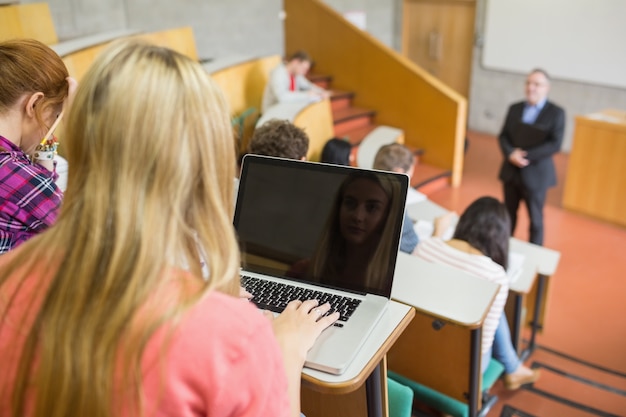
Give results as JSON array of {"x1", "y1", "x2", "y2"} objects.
[{"x1": 0, "y1": 136, "x2": 63, "y2": 253}]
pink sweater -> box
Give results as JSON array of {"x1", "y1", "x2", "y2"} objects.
[
  {"x1": 415, "y1": 238, "x2": 509, "y2": 355},
  {"x1": 0, "y1": 248, "x2": 290, "y2": 417}
]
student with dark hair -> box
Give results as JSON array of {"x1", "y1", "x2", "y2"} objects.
[
  {"x1": 416, "y1": 197, "x2": 540, "y2": 390},
  {"x1": 248, "y1": 119, "x2": 310, "y2": 160},
  {"x1": 320, "y1": 137, "x2": 353, "y2": 166},
  {"x1": 262, "y1": 50, "x2": 330, "y2": 112}
]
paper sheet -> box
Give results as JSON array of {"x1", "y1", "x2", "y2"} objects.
[
  {"x1": 413, "y1": 218, "x2": 455, "y2": 242},
  {"x1": 507, "y1": 251, "x2": 526, "y2": 284}
]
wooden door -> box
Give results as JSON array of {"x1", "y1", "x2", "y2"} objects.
[{"x1": 402, "y1": 0, "x2": 476, "y2": 98}]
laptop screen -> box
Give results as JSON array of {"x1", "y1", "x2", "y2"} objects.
[{"x1": 234, "y1": 155, "x2": 408, "y2": 297}]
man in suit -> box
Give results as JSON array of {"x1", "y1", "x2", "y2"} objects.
[{"x1": 498, "y1": 69, "x2": 565, "y2": 245}]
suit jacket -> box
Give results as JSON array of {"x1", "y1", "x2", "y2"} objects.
[{"x1": 498, "y1": 100, "x2": 565, "y2": 191}]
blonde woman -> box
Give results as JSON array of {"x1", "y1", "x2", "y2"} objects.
[{"x1": 0, "y1": 40, "x2": 337, "y2": 417}]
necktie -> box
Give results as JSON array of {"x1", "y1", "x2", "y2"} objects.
[{"x1": 289, "y1": 74, "x2": 296, "y2": 92}]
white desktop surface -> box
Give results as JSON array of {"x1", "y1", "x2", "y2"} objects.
[
  {"x1": 509, "y1": 237, "x2": 561, "y2": 276},
  {"x1": 508, "y1": 255, "x2": 537, "y2": 294},
  {"x1": 302, "y1": 300, "x2": 412, "y2": 386},
  {"x1": 407, "y1": 199, "x2": 560, "y2": 291},
  {"x1": 51, "y1": 29, "x2": 141, "y2": 57},
  {"x1": 391, "y1": 252, "x2": 499, "y2": 328},
  {"x1": 202, "y1": 54, "x2": 259, "y2": 74},
  {"x1": 406, "y1": 199, "x2": 450, "y2": 223}
]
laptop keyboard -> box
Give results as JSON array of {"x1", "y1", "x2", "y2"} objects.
[{"x1": 241, "y1": 275, "x2": 362, "y2": 325}]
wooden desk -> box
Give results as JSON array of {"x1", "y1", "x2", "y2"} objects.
[
  {"x1": 405, "y1": 200, "x2": 561, "y2": 356},
  {"x1": 389, "y1": 253, "x2": 500, "y2": 417},
  {"x1": 563, "y1": 109, "x2": 626, "y2": 226},
  {"x1": 301, "y1": 301, "x2": 414, "y2": 417},
  {"x1": 508, "y1": 238, "x2": 560, "y2": 358}
]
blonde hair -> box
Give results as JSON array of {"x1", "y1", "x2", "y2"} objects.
[
  {"x1": 311, "y1": 172, "x2": 402, "y2": 291},
  {"x1": 1, "y1": 40, "x2": 239, "y2": 416}
]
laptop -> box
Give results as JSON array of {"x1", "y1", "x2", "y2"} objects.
[
  {"x1": 512, "y1": 122, "x2": 548, "y2": 149},
  {"x1": 234, "y1": 154, "x2": 408, "y2": 375}
]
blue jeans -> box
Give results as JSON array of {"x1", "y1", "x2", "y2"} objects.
[{"x1": 481, "y1": 313, "x2": 521, "y2": 375}]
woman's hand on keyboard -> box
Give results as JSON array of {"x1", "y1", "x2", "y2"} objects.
[
  {"x1": 269, "y1": 299, "x2": 339, "y2": 365},
  {"x1": 268, "y1": 300, "x2": 339, "y2": 417},
  {"x1": 238, "y1": 286, "x2": 253, "y2": 301}
]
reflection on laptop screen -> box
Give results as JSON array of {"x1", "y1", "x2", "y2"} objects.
[{"x1": 234, "y1": 155, "x2": 408, "y2": 297}]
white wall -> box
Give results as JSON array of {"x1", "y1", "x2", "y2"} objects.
[
  {"x1": 26, "y1": 0, "x2": 284, "y2": 59},
  {"x1": 483, "y1": 0, "x2": 626, "y2": 90},
  {"x1": 322, "y1": 0, "x2": 396, "y2": 48},
  {"x1": 469, "y1": 0, "x2": 626, "y2": 151},
  {"x1": 30, "y1": 0, "x2": 626, "y2": 151}
]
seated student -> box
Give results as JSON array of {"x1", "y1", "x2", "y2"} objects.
[
  {"x1": 372, "y1": 143, "x2": 452, "y2": 254},
  {"x1": 320, "y1": 137, "x2": 353, "y2": 166},
  {"x1": 262, "y1": 50, "x2": 330, "y2": 113},
  {"x1": 248, "y1": 119, "x2": 310, "y2": 160},
  {"x1": 415, "y1": 197, "x2": 540, "y2": 390},
  {"x1": 0, "y1": 40, "x2": 338, "y2": 417},
  {"x1": 0, "y1": 39, "x2": 76, "y2": 253}
]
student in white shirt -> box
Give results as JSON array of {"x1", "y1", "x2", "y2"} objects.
[{"x1": 262, "y1": 50, "x2": 330, "y2": 113}]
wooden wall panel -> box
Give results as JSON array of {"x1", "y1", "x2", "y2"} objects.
[
  {"x1": 563, "y1": 110, "x2": 626, "y2": 226},
  {"x1": 387, "y1": 309, "x2": 477, "y2": 403},
  {"x1": 294, "y1": 100, "x2": 335, "y2": 162},
  {"x1": 403, "y1": 0, "x2": 476, "y2": 98},
  {"x1": 284, "y1": 0, "x2": 466, "y2": 186},
  {"x1": 0, "y1": 3, "x2": 58, "y2": 44}
]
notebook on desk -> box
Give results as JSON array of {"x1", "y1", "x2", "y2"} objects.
[
  {"x1": 512, "y1": 122, "x2": 548, "y2": 149},
  {"x1": 234, "y1": 154, "x2": 408, "y2": 375}
]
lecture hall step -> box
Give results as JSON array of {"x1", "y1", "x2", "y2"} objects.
[{"x1": 309, "y1": 73, "x2": 451, "y2": 195}]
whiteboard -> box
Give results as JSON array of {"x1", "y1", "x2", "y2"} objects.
[{"x1": 482, "y1": 0, "x2": 626, "y2": 89}]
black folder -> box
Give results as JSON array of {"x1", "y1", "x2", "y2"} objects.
[{"x1": 512, "y1": 123, "x2": 548, "y2": 149}]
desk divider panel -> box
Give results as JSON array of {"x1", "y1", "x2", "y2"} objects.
[
  {"x1": 293, "y1": 100, "x2": 335, "y2": 162},
  {"x1": 61, "y1": 27, "x2": 198, "y2": 83},
  {"x1": 387, "y1": 308, "x2": 477, "y2": 403},
  {"x1": 0, "y1": 3, "x2": 58, "y2": 44},
  {"x1": 301, "y1": 381, "x2": 370, "y2": 417},
  {"x1": 525, "y1": 273, "x2": 551, "y2": 333},
  {"x1": 210, "y1": 55, "x2": 281, "y2": 116},
  {"x1": 54, "y1": 27, "x2": 198, "y2": 157},
  {"x1": 135, "y1": 27, "x2": 198, "y2": 61},
  {"x1": 210, "y1": 55, "x2": 281, "y2": 151}
]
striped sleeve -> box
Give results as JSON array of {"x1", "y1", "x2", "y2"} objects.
[{"x1": 416, "y1": 238, "x2": 509, "y2": 354}]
